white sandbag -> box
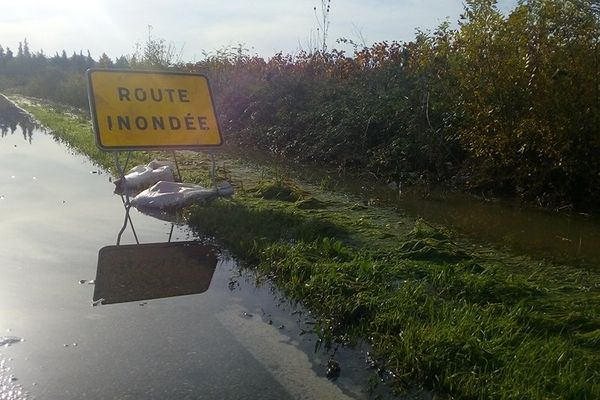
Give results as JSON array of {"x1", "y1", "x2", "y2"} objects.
[
  {"x1": 131, "y1": 181, "x2": 234, "y2": 210},
  {"x1": 114, "y1": 160, "x2": 175, "y2": 191}
]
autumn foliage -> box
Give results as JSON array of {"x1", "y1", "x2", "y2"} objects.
[{"x1": 179, "y1": 0, "x2": 599, "y2": 207}]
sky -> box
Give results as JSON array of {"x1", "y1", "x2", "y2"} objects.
[{"x1": 0, "y1": 0, "x2": 518, "y2": 62}]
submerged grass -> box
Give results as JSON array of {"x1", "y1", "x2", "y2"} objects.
[{"x1": 14, "y1": 96, "x2": 600, "y2": 399}]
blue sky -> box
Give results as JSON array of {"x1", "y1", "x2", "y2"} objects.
[{"x1": 0, "y1": 0, "x2": 518, "y2": 62}]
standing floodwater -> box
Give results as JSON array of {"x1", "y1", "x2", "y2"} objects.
[
  {"x1": 0, "y1": 98, "x2": 398, "y2": 400},
  {"x1": 278, "y1": 159, "x2": 600, "y2": 268}
]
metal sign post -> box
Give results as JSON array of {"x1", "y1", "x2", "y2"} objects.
[
  {"x1": 87, "y1": 69, "x2": 223, "y2": 305},
  {"x1": 87, "y1": 68, "x2": 224, "y2": 244}
]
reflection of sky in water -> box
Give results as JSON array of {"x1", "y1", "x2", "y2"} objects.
[{"x1": 1, "y1": 340, "x2": 28, "y2": 400}]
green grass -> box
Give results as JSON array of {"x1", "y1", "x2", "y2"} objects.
[{"x1": 13, "y1": 95, "x2": 600, "y2": 399}]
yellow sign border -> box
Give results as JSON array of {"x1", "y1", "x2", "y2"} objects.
[{"x1": 86, "y1": 69, "x2": 223, "y2": 151}]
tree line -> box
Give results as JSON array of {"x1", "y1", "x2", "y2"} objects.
[{"x1": 0, "y1": 0, "x2": 598, "y2": 208}]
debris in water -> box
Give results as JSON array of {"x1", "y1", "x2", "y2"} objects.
[
  {"x1": 228, "y1": 280, "x2": 239, "y2": 291},
  {"x1": 0, "y1": 336, "x2": 23, "y2": 347},
  {"x1": 92, "y1": 298, "x2": 105, "y2": 307},
  {"x1": 365, "y1": 352, "x2": 378, "y2": 369},
  {"x1": 242, "y1": 312, "x2": 253, "y2": 319},
  {"x1": 377, "y1": 367, "x2": 397, "y2": 383},
  {"x1": 326, "y1": 358, "x2": 341, "y2": 380},
  {"x1": 278, "y1": 325, "x2": 285, "y2": 330}
]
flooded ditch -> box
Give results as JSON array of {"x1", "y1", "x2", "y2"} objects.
[
  {"x1": 0, "y1": 98, "x2": 400, "y2": 400},
  {"x1": 243, "y1": 152, "x2": 600, "y2": 268}
]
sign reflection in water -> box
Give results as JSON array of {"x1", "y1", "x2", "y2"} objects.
[{"x1": 94, "y1": 241, "x2": 217, "y2": 305}]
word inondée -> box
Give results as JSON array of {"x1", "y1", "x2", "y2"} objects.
[{"x1": 106, "y1": 114, "x2": 210, "y2": 132}]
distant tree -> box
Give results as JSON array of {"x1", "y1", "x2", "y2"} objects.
[
  {"x1": 128, "y1": 54, "x2": 138, "y2": 67},
  {"x1": 23, "y1": 38, "x2": 31, "y2": 58},
  {"x1": 86, "y1": 50, "x2": 94, "y2": 66},
  {"x1": 114, "y1": 55, "x2": 130, "y2": 69},
  {"x1": 50, "y1": 51, "x2": 61, "y2": 66},
  {"x1": 97, "y1": 53, "x2": 113, "y2": 68},
  {"x1": 131, "y1": 25, "x2": 181, "y2": 69}
]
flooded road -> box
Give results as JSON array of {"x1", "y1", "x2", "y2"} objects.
[{"x1": 0, "y1": 101, "x2": 394, "y2": 399}]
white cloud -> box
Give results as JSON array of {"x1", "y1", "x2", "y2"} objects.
[{"x1": 0, "y1": 0, "x2": 518, "y2": 61}]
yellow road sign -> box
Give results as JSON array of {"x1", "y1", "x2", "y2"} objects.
[{"x1": 87, "y1": 69, "x2": 222, "y2": 151}]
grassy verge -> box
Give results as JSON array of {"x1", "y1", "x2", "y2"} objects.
[{"x1": 11, "y1": 95, "x2": 600, "y2": 399}]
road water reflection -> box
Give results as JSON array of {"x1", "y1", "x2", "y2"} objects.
[
  {"x1": 0, "y1": 99, "x2": 400, "y2": 400},
  {"x1": 93, "y1": 241, "x2": 218, "y2": 305}
]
